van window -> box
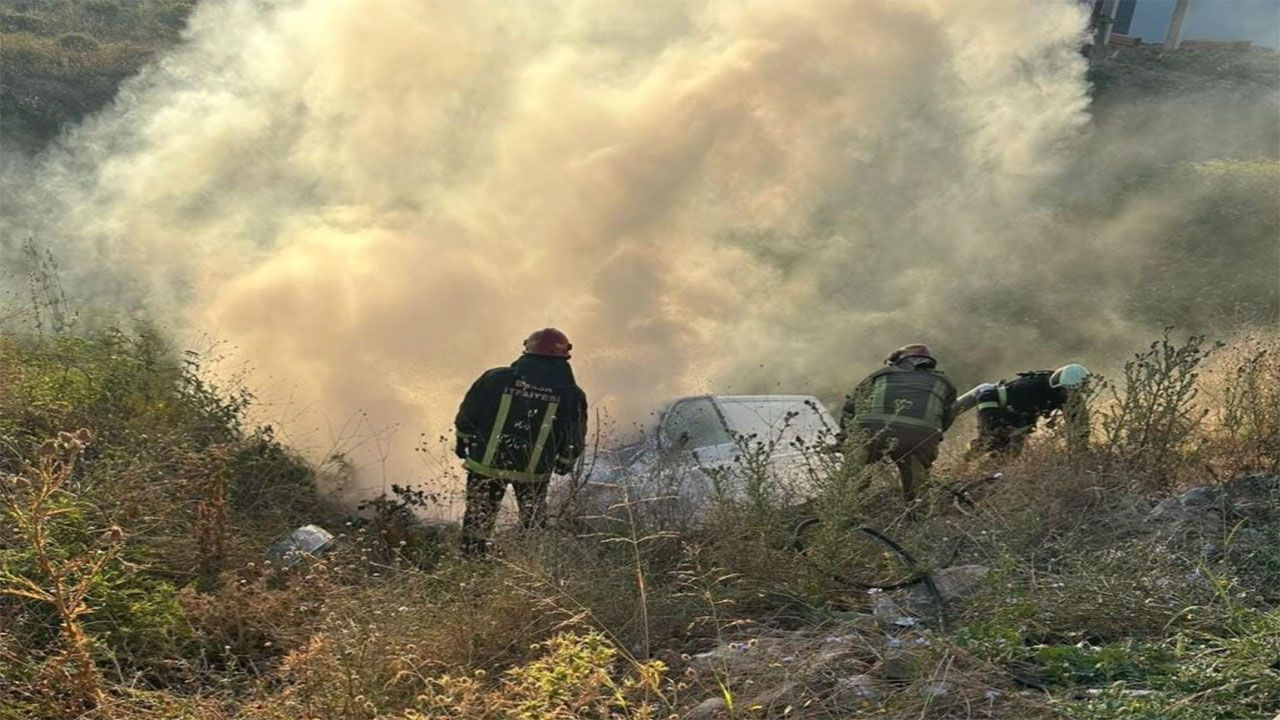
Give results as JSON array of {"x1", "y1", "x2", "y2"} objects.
[
  {"x1": 661, "y1": 398, "x2": 731, "y2": 449},
  {"x1": 717, "y1": 398, "x2": 833, "y2": 447}
]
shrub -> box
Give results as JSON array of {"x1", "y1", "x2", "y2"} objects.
[
  {"x1": 56, "y1": 32, "x2": 98, "y2": 53},
  {"x1": 83, "y1": 0, "x2": 123, "y2": 21},
  {"x1": 1, "y1": 430, "x2": 112, "y2": 712},
  {"x1": 0, "y1": 1, "x2": 197, "y2": 143},
  {"x1": 395, "y1": 632, "x2": 668, "y2": 720},
  {"x1": 2, "y1": 314, "x2": 1276, "y2": 720},
  {"x1": 1207, "y1": 332, "x2": 1280, "y2": 475},
  {"x1": 1098, "y1": 330, "x2": 1218, "y2": 486},
  {"x1": 0, "y1": 323, "x2": 328, "y2": 711},
  {"x1": 1055, "y1": 611, "x2": 1280, "y2": 720},
  {"x1": 0, "y1": 11, "x2": 42, "y2": 34}
]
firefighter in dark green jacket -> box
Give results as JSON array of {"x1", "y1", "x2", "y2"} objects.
[
  {"x1": 455, "y1": 328, "x2": 588, "y2": 556},
  {"x1": 841, "y1": 344, "x2": 958, "y2": 506}
]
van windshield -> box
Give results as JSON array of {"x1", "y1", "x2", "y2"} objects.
[
  {"x1": 716, "y1": 398, "x2": 832, "y2": 448},
  {"x1": 661, "y1": 397, "x2": 732, "y2": 449}
]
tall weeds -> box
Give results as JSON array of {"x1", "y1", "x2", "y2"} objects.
[
  {"x1": 1210, "y1": 333, "x2": 1280, "y2": 475},
  {"x1": 1, "y1": 429, "x2": 112, "y2": 710},
  {"x1": 2, "y1": 323, "x2": 1277, "y2": 719},
  {"x1": 1098, "y1": 330, "x2": 1218, "y2": 486}
]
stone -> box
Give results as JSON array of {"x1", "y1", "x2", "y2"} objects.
[
  {"x1": 1201, "y1": 542, "x2": 1222, "y2": 563},
  {"x1": 1146, "y1": 497, "x2": 1184, "y2": 523},
  {"x1": 1226, "y1": 473, "x2": 1280, "y2": 516},
  {"x1": 745, "y1": 681, "x2": 798, "y2": 715},
  {"x1": 1225, "y1": 473, "x2": 1278, "y2": 496},
  {"x1": 828, "y1": 611, "x2": 881, "y2": 634},
  {"x1": 877, "y1": 649, "x2": 920, "y2": 683},
  {"x1": 905, "y1": 564, "x2": 991, "y2": 613},
  {"x1": 1146, "y1": 486, "x2": 1231, "y2": 526},
  {"x1": 927, "y1": 564, "x2": 990, "y2": 602},
  {"x1": 836, "y1": 673, "x2": 878, "y2": 701},
  {"x1": 1179, "y1": 486, "x2": 1223, "y2": 509},
  {"x1": 685, "y1": 697, "x2": 726, "y2": 720}
]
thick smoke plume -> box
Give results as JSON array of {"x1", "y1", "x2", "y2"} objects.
[{"x1": 2, "y1": 0, "x2": 1276, "y2": 493}]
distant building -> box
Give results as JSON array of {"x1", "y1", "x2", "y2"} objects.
[
  {"x1": 1085, "y1": 0, "x2": 1138, "y2": 36},
  {"x1": 1114, "y1": 0, "x2": 1137, "y2": 35},
  {"x1": 1084, "y1": 0, "x2": 1272, "y2": 53},
  {"x1": 1128, "y1": 0, "x2": 1279, "y2": 51}
]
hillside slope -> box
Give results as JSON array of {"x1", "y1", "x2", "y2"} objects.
[
  {"x1": 1, "y1": 324, "x2": 1277, "y2": 719},
  {"x1": 0, "y1": 0, "x2": 196, "y2": 147}
]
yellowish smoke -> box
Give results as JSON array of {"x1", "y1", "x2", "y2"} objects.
[{"x1": 4, "y1": 0, "x2": 1275, "y2": 497}]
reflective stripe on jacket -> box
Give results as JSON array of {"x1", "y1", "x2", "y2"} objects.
[
  {"x1": 976, "y1": 371, "x2": 1064, "y2": 420},
  {"x1": 455, "y1": 355, "x2": 588, "y2": 481},
  {"x1": 843, "y1": 365, "x2": 958, "y2": 434}
]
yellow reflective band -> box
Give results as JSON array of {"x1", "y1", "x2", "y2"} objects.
[
  {"x1": 977, "y1": 402, "x2": 1001, "y2": 410},
  {"x1": 481, "y1": 393, "x2": 513, "y2": 466},
  {"x1": 526, "y1": 401, "x2": 560, "y2": 474},
  {"x1": 855, "y1": 413, "x2": 941, "y2": 431},
  {"x1": 997, "y1": 385, "x2": 1008, "y2": 407},
  {"x1": 870, "y1": 376, "x2": 889, "y2": 414},
  {"x1": 924, "y1": 379, "x2": 944, "y2": 427}
]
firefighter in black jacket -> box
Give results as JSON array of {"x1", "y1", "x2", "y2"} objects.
[
  {"x1": 956, "y1": 363, "x2": 1091, "y2": 457},
  {"x1": 842, "y1": 344, "x2": 958, "y2": 506},
  {"x1": 455, "y1": 328, "x2": 588, "y2": 556}
]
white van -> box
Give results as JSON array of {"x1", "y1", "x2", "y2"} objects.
[{"x1": 573, "y1": 395, "x2": 839, "y2": 525}]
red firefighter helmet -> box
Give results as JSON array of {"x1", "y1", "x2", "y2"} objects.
[
  {"x1": 885, "y1": 343, "x2": 935, "y2": 366},
  {"x1": 523, "y1": 327, "x2": 572, "y2": 358}
]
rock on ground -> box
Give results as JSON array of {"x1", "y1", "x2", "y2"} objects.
[
  {"x1": 684, "y1": 696, "x2": 726, "y2": 720},
  {"x1": 903, "y1": 564, "x2": 992, "y2": 616}
]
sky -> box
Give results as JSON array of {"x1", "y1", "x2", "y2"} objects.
[{"x1": 1128, "y1": 0, "x2": 1280, "y2": 48}]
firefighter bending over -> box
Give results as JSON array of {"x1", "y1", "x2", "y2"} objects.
[
  {"x1": 455, "y1": 328, "x2": 588, "y2": 556},
  {"x1": 842, "y1": 344, "x2": 958, "y2": 506},
  {"x1": 956, "y1": 364, "x2": 1091, "y2": 457}
]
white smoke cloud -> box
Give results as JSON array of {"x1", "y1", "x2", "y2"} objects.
[{"x1": 3, "y1": 0, "x2": 1274, "y2": 496}]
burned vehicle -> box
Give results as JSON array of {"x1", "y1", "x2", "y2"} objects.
[{"x1": 570, "y1": 395, "x2": 839, "y2": 526}]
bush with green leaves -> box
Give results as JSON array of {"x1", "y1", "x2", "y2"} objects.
[
  {"x1": 1053, "y1": 610, "x2": 1280, "y2": 720},
  {"x1": 1097, "y1": 330, "x2": 1219, "y2": 486},
  {"x1": 1, "y1": 325, "x2": 325, "y2": 715}
]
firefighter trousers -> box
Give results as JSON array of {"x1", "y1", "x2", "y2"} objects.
[
  {"x1": 854, "y1": 424, "x2": 941, "y2": 504},
  {"x1": 971, "y1": 409, "x2": 1032, "y2": 456},
  {"x1": 460, "y1": 471, "x2": 549, "y2": 556}
]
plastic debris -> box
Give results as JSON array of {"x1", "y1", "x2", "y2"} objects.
[
  {"x1": 268, "y1": 524, "x2": 335, "y2": 568},
  {"x1": 920, "y1": 682, "x2": 951, "y2": 698}
]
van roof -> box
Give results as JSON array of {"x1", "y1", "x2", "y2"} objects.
[
  {"x1": 666, "y1": 394, "x2": 822, "y2": 404},
  {"x1": 711, "y1": 395, "x2": 820, "y2": 403}
]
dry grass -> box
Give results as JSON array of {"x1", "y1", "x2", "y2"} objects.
[
  {"x1": 2, "y1": 328, "x2": 1278, "y2": 719},
  {"x1": 1, "y1": 0, "x2": 197, "y2": 144}
]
